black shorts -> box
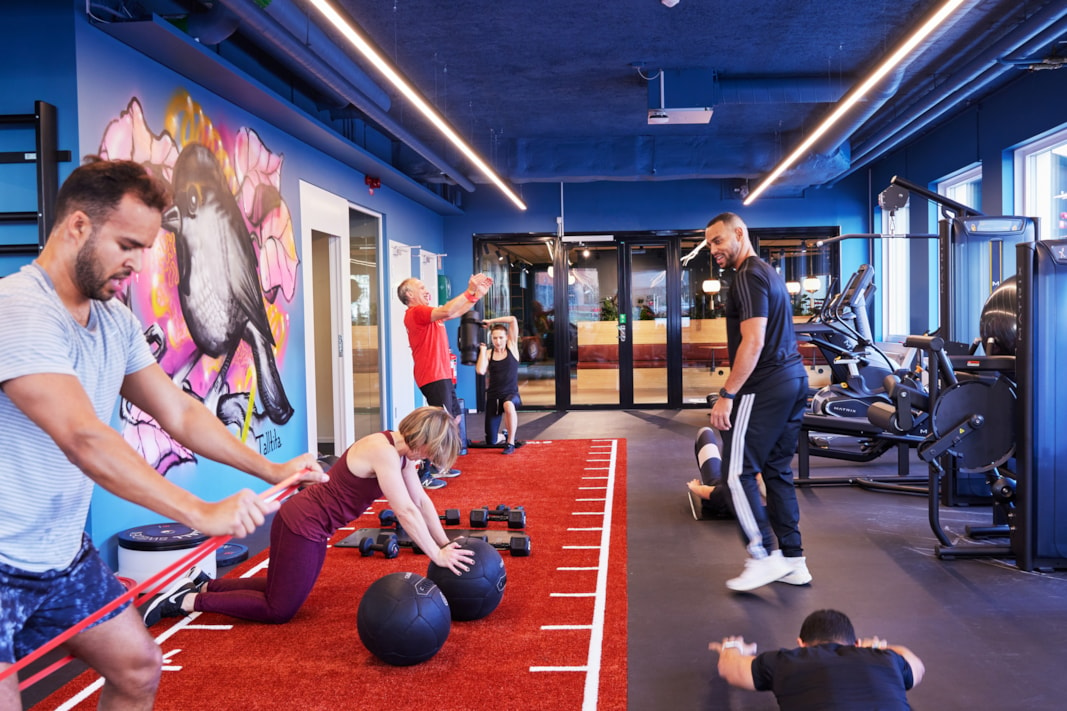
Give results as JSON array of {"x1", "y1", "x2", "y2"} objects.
[
  {"x1": 419, "y1": 379, "x2": 461, "y2": 417},
  {"x1": 486, "y1": 392, "x2": 521, "y2": 417}
]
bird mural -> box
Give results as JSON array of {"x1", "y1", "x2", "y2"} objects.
[{"x1": 162, "y1": 143, "x2": 294, "y2": 425}]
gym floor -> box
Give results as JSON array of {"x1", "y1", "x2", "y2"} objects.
[
  {"x1": 517, "y1": 409, "x2": 1067, "y2": 711},
  {"x1": 22, "y1": 408, "x2": 1067, "y2": 709}
]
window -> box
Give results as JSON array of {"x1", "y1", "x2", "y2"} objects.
[
  {"x1": 1015, "y1": 124, "x2": 1067, "y2": 241},
  {"x1": 939, "y1": 164, "x2": 982, "y2": 214},
  {"x1": 879, "y1": 199, "x2": 911, "y2": 339}
]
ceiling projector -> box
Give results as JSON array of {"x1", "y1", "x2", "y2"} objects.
[{"x1": 648, "y1": 109, "x2": 670, "y2": 124}]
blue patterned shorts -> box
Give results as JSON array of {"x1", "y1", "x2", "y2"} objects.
[{"x1": 0, "y1": 535, "x2": 128, "y2": 663}]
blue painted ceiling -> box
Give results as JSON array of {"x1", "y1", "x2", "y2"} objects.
[{"x1": 91, "y1": 0, "x2": 1066, "y2": 203}]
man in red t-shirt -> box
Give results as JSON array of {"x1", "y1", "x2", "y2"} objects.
[{"x1": 397, "y1": 273, "x2": 492, "y2": 487}]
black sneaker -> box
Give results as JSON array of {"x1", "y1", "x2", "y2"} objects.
[
  {"x1": 502, "y1": 443, "x2": 516, "y2": 455},
  {"x1": 189, "y1": 567, "x2": 213, "y2": 592},
  {"x1": 143, "y1": 578, "x2": 197, "y2": 627}
]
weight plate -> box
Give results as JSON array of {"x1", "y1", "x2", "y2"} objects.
[
  {"x1": 117, "y1": 523, "x2": 209, "y2": 551},
  {"x1": 216, "y1": 543, "x2": 249, "y2": 567},
  {"x1": 930, "y1": 378, "x2": 1015, "y2": 472}
]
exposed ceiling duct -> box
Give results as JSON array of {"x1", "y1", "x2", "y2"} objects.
[
  {"x1": 214, "y1": 0, "x2": 477, "y2": 192},
  {"x1": 847, "y1": 4, "x2": 1067, "y2": 174}
]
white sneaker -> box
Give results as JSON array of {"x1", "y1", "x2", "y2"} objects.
[
  {"x1": 778, "y1": 556, "x2": 812, "y2": 585},
  {"x1": 726, "y1": 551, "x2": 791, "y2": 592}
]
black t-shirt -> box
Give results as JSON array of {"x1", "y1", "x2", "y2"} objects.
[
  {"x1": 751, "y1": 643, "x2": 915, "y2": 711},
  {"x1": 723, "y1": 256, "x2": 805, "y2": 392}
]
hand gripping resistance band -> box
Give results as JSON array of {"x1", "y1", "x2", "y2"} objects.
[{"x1": 0, "y1": 471, "x2": 305, "y2": 690}]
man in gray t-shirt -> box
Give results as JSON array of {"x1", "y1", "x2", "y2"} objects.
[{"x1": 0, "y1": 157, "x2": 326, "y2": 709}]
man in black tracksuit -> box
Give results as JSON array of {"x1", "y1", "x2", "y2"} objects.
[{"x1": 704, "y1": 212, "x2": 811, "y2": 592}]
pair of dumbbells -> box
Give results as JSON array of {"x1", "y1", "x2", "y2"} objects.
[
  {"x1": 379, "y1": 508, "x2": 460, "y2": 530},
  {"x1": 470, "y1": 504, "x2": 526, "y2": 529}
]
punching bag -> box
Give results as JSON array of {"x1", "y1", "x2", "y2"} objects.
[{"x1": 458, "y1": 310, "x2": 482, "y2": 365}]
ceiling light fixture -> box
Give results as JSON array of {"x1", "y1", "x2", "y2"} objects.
[
  {"x1": 305, "y1": 0, "x2": 527, "y2": 211},
  {"x1": 743, "y1": 0, "x2": 967, "y2": 205}
]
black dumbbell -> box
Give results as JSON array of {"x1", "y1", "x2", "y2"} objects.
[
  {"x1": 358, "y1": 533, "x2": 400, "y2": 559},
  {"x1": 470, "y1": 505, "x2": 526, "y2": 529},
  {"x1": 467, "y1": 533, "x2": 532, "y2": 557},
  {"x1": 508, "y1": 536, "x2": 531, "y2": 557}
]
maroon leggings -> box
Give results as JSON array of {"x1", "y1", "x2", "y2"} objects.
[{"x1": 193, "y1": 517, "x2": 327, "y2": 623}]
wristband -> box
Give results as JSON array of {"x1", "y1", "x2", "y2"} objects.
[
  {"x1": 719, "y1": 387, "x2": 736, "y2": 400},
  {"x1": 721, "y1": 640, "x2": 744, "y2": 653},
  {"x1": 464, "y1": 290, "x2": 479, "y2": 303}
]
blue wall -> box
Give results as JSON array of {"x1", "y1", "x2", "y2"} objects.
[{"x1": 0, "y1": 0, "x2": 80, "y2": 275}]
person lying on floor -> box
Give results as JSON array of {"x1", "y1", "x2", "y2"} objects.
[
  {"x1": 143, "y1": 406, "x2": 475, "y2": 625},
  {"x1": 686, "y1": 427, "x2": 764, "y2": 520},
  {"x1": 710, "y1": 608, "x2": 925, "y2": 710}
]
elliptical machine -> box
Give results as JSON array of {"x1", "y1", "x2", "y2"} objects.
[
  {"x1": 797, "y1": 264, "x2": 914, "y2": 418},
  {"x1": 793, "y1": 263, "x2": 929, "y2": 482}
]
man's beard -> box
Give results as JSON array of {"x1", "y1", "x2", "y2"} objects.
[{"x1": 74, "y1": 233, "x2": 118, "y2": 301}]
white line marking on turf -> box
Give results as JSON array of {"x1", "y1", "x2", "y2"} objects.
[
  {"x1": 577, "y1": 498, "x2": 606, "y2": 502},
  {"x1": 563, "y1": 545, "x2": 601, "y2": 550},
  {"x1": 558, "y1": 566, "x2": 599, "y2": 571},
  {"x1": 542, "y1": 624, "x2": 594, "y2": 630},
  {"x1": 523, "y1": 437, "x2": 618, "y2": 711},
  {"x1": 567, "y1": 527, "x2": 603, "y2": 532},
  {"x1": 582, "y1": 438, "x2": 616, "y2": 711}
]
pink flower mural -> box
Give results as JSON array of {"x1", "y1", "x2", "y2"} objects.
[{"x1": 98, "y1": 93, "x2": 301, "y2": 474}]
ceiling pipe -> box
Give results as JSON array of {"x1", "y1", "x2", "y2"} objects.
[
  {"x1": 216, "y1": 0, "x2": 477, "y2": 192},
  {"x1": 246, "y1": 0, "x2": 391, "y2": 111},
  {"x1": 847, "y1": 3, "x2": 1067, "y2": 172},
  {"x1": 220, "y1": 0, "x2": 390, "y2": 112}
]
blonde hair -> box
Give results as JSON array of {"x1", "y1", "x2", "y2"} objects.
[{"x1": 398, "y1": 406, "x2": 461, "y2": 472}]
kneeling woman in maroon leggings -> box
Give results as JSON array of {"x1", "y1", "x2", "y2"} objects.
[{"x1": 145, "y1": 406, "x2": 474, "y2": 625}]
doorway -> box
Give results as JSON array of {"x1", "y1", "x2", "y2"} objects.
[{"x1": 474, "y1": 227, "x2": 840, "y2": 411}]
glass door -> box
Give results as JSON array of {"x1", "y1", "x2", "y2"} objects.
[
  {"x1": 566, "y1": 240, "x2": 621, "y2": 406},
  {"x1": 476, "y1": 239, "x2": 558, "y2": 408},
  {"x1": 349, "y1": 209, "x2": 382, "y2": 438},
  {"x1": 627, "y1": 242, "x2": 670, "y2": 405},
  {"x1": 681, "y1": 234, "x2": 730, "y2": 404}
]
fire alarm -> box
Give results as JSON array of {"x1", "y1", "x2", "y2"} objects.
[{"x1": 365, "y1": 175, "x2": 381, "y2": 195}]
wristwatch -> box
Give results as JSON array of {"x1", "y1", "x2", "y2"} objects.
[{"x1": 719, "y1": 387, "x2": 736, "y2": 400}]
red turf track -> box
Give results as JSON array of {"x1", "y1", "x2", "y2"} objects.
[{"x1": 36, "y1": 439, "x2": 627, "y2": 711}]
